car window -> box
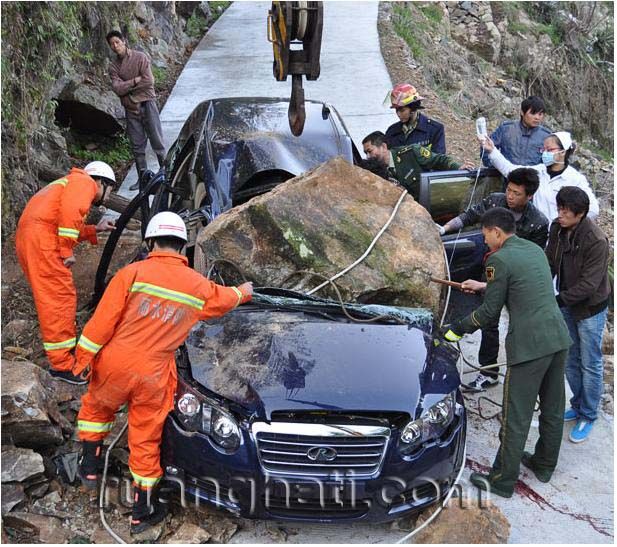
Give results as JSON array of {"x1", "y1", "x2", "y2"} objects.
[{"x1": 428, "y1": 171, "x2": 503, "y2": 228}]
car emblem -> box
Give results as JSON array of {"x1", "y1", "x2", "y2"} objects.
[{"x1": 306, "y1": 446, "x2": 337, "y2": 462}]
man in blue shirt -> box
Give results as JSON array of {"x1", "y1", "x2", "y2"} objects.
[
  {"x1": 385, "y1": 83, "x2": 446, "y2": 153},
  {"x1": 482, "y1": 96, "x2": 551, "y2": 167}
]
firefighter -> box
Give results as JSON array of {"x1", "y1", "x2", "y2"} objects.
[
  {"x1": 74, "y1": 211, "x2": 253, "y2": 534},
  {"x1": 15, "y1": 162, "x2": 117, "y2": 385},
  {"x1": 384, "y1": 83, "x2": 447, "y2": 153}
]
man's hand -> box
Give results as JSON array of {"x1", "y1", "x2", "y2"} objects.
[
  {"x1": 439, "y1": 324, "x2": 464, "y2": 342},
  {"x1": 461, "y1": 159, "x2": 475, "y2": 170},
  {"x1": 238, "y1": 281, "x2": 254, "y2": 298},
  {"x1": 63, "y1": 255, "x2": 76, "y2": 268},
  {"x1": 435, "y1": 223, "x2": 446, "y2": 236},
  {"x1": 133, "y1": 76, "x2": 142, "y2": 86},
  {"x1": 96, "y1": 218, "x2": 116, "y2": 233},
  {"x1": 479, "y1": 135, "x2": 495, "y2": 153},
  {"x1": 461, "y1": 279, "x2": 486, "y2": 294}
]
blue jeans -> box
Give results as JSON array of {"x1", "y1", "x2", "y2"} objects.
[{"x1": 561, "y1": 306, "x2": 607, "y2": 422}]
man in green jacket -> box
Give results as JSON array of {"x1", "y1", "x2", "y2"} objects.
[
  {"x1": 444, "y1": 207, "x2": 571, "y2": 498},
  {"x1": 362, "y1": 131, "x2": 473, "y2": 200}
]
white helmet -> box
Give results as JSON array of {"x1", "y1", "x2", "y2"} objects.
[
  {"x1": 145, "y1": 211, "x2": 188, "y2": 242},
  {"x1": 84, "y1": 161, "x2": 116, "y2": 184}
]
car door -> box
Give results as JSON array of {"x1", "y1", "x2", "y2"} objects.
[{"x1": 418, "y1": 168, "x2": 504, "y2": 319}]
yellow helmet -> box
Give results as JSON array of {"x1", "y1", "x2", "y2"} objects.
[{"x1": 389, "y1": 83, "x2": 424, "y2": 109}]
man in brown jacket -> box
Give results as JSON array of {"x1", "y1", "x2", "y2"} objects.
[
  {"x1": 106, "y1": 30, "x2": 166, "y2": 191},
  {"x1": 546, "y1": 186, "x2": 610, "y2": 443}
]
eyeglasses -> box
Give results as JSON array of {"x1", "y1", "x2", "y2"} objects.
[{"x1": 542, "y1": 147, "x2": 562, "y2": 152}]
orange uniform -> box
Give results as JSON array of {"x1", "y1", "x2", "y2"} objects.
[
  {"x1": 15, "y1": 168, "x2": 99, "y2": 371},
  {"x1": 75, "y1": 251, "x2": 250, "y2": 489}
]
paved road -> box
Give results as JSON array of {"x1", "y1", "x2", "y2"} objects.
[
  {"x1": 118, "y1": 0, "x2": 392, "y2": 193},
  {"x1": 118, "y1": 2, "x2": 614, "y2": 542}
]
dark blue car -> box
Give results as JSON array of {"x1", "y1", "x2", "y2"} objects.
[
  {"x1": 161, "y1": 290, "x2": 465, "y2": 522},
  {"x1": 137, "y1": 98, "x2": 504, "y2": 522}
]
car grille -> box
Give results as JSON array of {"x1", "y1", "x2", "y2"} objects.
[
  {"x1": 252, "y1": 422, "x2": 390, "y2": 478},
  {"x1": 264, "y1": 494, "x2": 371, "y2": 519}
]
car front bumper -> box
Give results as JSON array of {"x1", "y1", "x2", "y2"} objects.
[{"x1": 160, "y1": 407, "x2": 465, "y2": 523}]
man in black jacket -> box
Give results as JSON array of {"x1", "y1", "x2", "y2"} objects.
[
  {"x1": 440, "y1": 168, "x2": 550, "y2": 391},
  {"x1": 545, "y1": 186, "x2": 610, "y2": 443}
]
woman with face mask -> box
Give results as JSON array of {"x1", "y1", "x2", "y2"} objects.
[{"x1": 480, "y1": 131, "x2": 599, "y2": 224}]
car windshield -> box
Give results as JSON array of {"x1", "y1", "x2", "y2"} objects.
[{"x1": 249, "y1": 287, "x2": 434, "y2": 328}]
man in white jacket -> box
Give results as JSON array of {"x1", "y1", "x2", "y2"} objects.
[{"x1": 481, "y1": 131, "x2": 599, "y2": 224}]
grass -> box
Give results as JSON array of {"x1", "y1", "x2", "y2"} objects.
[
  {"x1": 419, "y1": 3, "x2": 443, "y2": 25},
  {"x1": 186, "y1": 12, "x2": 209, "y2": 38},
  {"x1": 152, "y1": 65, "x2": 168, "y2": 92},
  {"x1": 536, "y1": 23, "x2": 562, "y2": 45},
  {"x1": 392, "y1": 3, "x2": 424, "y2": 60},
  {"x1": 68, "y1": 134, "x2": 133, "y2": 165},
  {"x1": 508, "y1": 20, "x2": 529, "y2": 35}
]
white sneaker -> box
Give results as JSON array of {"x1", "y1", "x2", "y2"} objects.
[{"x1": 462, "y1": 373, "x2": 499, "y2": 392}]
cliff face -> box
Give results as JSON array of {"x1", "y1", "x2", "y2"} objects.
[{"x1": 1, "y1": 1, "x2": 224, "y2": 239}]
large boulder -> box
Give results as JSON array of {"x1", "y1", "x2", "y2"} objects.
[
  {"x1": 196, "y1": 158, "x2": 446, "y2": 315},
  {"x1": 1, "y1": 360, "x2": 73, "y2": 448},
  {"x1": 1, "y1": 447, "x2": 45, "y2": 484}
]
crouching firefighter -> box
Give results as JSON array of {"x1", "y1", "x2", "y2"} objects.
[
  {"x1": 73, "y1": 212, "x2": 253, "y2": 534},
  {"x1": 15, "y1": 162, "x2": 117, "y2": 384}
]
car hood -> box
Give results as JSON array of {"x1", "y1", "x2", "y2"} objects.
[{"x1": 185, "y1": 307, "x2": 459, "y2": 421}]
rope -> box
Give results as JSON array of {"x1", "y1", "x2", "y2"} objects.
[{"x1": 306, "y1": 188, "x2": 409, "y2": 295}]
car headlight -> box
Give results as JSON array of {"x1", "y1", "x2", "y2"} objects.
[
  {"x1": 174, "y1": 378, "x2": 241, "y2": 452},
  {"x1": 398, "y1": 392, "x2": 456, "y2": 455}
]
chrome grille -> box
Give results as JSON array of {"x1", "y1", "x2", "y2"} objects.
[{"x1": 252, "y1": 422, "x2": 390, "y2": 478}]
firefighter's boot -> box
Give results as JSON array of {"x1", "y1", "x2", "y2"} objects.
[
  {"x1": 130, "y1": 485, "x2": 167, "y2": 535},
  {"x1": 78, "y1": 440, "x2": 103, "y2": 490}
]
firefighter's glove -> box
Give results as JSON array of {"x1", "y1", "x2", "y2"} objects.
[{"x1": 73, "y1": 361, "x2": 92, "y2": 382}]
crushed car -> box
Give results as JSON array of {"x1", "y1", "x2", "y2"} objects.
[{"x1": 96, "y1": 97, "x2": 504, "y2": 522}]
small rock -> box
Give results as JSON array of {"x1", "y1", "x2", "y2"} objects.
[
  {"x1": 1, "y1": 483, "x2": 25, "y2": 514},
  {"x1": 1, "y1": 319, "x2": 33, "y2": 346},
  {"x1": 412, "y1": 497, "x2": 510, "y2": 543},
  {"x1": 1, "y1": 446, "x2": 45, "y2": 483},
  {"x1": 31, "y1": 491, "x2": 71, "y2": 518},
  {"x1": 85, "y1": 143, "x2": 98, "y2": 151},
  {"x1": 3, "y1": 512, "x2": 69, "y2": 543},
  {"x1": 165, "y1": 522, "x2": 211, "y2": 544}
]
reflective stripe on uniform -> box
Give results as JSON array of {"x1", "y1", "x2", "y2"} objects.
[
  {"x1": 77, "y1": 335, "x2": 103, "y2": 354},
  {"x1": 48, "y1": 177, "x2": 68, "y2": 187},
  {"x1": 43, "y1": 337, "x2": 77, "y2": 351},
  {"x1": 78, "y1": 420, "x2": 114, "y2": 433},
  {"x1": 231, "y1": 286, "x2": 243, "y2": 308},
  {"x1": 471, "y1": 311, "x2": 482, "y2": 328},
  {"x1": 58, "y1": 227, "x2": 80, "y2": 240},
  {"x1": 130, "y1": 468, "x2": 161, "y2": 488},
  {"x1": 129, "y1": 282, "x2": 204, "y2": 311}
]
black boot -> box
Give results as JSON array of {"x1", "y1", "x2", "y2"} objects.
[
  {"x1": 129, "y1": 169, "x2": 146, "y2": 192},
  {"x1": 78, "y1": 440, "x2": 103, "y2": 490},
  {"x1": 130, "y1": 485, "x2": 167, "y2": 535}
]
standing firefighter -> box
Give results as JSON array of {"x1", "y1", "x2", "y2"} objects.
[
  {"x1": 15, "y1": 162, "x2": 116, "y2": 384},
  {"x1": 74, "y1": 212, "x2": 253, "y2": 534},
  {"x1": 443, "y1": 208, "x2": 571, "y2": 497}
]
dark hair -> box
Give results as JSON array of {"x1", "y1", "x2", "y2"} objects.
[
  {"x1": 521, "y1": 96, "x2": 545, "y2": 115},
  {"x1": 150, "y1": 235, "x2": 185, "y2": 252},
  {"x1": 359, "y1": 157, "x2": 391, "y2": 180},
  {"x1": 556, "y1": 186, "x2": 589, "y2": 217},
  {"x1": 362, "y1": 131, "x2": 388, "y2": 148},
  {"x1": 507, "y1": 167, "x2": 540, "y2": 196},
  {"x1": 481, "y1": 207, "x2": 516, "y2": 234},
  {"x1": 106, "y1": 30, "x2": 124, "y2": 44}
]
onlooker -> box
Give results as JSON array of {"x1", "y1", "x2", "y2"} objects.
[
  {"x1": 482, "y1": 96, "x2": 551, "y2": 167},
  {"x1": 481, "y1": 131, "x2": 599, "y2": 223},
  {"x1": 362, "y1": 131, "x2": 473, "y2": 201},
  {"x1": 385, "y1": 83, "x2": 446, "y2": 153},
  {"x1": 106, "y1": 30, "x2": 166, "y2": 191},
  {"x1": 439, "y1": 168, "x2": 549, "y2": 392},
  {"x1": 443, "y1": 207, "x2": 571, "y2": 497},
  {"x1": 545, "y1": 186, "x2": 610, "y2": 443}
]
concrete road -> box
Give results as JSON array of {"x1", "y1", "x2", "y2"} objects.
[
  {"x1": 118, "y1": 0, "x2": 393, "y2": 193},
  {"x1": 117, "y1": 2, "x2": 615, "y2": 542}
]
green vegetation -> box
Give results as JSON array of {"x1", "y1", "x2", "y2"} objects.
[
  {"x1": 68, "y1": 134, "x2": 133, "y2": 165},
  {"x1": 392, "y1": 4, "x2": 424, "y2": 59},
  {"x1": 186, "y1": 12, "x2": 209, "y2": 38},
  {"x1": 419, "y1": 3, "x2": 443, "y2": 25},
  {"x1": 152, "y1": 65, "x2": 169, "y2": 92},
  {"x1": 535, "y1": 23, "x2": 562, "y2": 45},
  {"x1": 508, "y1": 20, "x2": 529, "y2": 35}
]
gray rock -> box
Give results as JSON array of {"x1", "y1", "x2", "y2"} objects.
[
  {"x1": 1, "y1": 483, "x2": 25, "y2": 514},
  {"x1": 25, "y1": 480, "x2": 49, "y2": 499},
  {"x1": 3, "y1": 512, "x2": 69, "y2": 544},
  {"x1": 1, "y1": 360, "x2": 65, "y2": 448},
  {"x1": 166, "y1": 523, "x2": 211, "y2": 544},
  {"x1": 1, "y1": 319, "x2": 34, "y2": 347},
  {"x1": 195, "y1": 158, "x2": 447, "y2": 315},
  {"x1": 1, "y1": 447, "x2": 45, "y2": 483},
  {"x1": 31, "y1": 491, "x2": 71, "y2": 518}
]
